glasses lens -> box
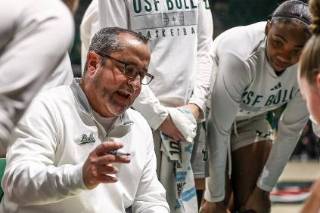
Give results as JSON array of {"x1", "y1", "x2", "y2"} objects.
[
  {"x1": 141, "y1": 75, "x2": 152, "y2": 85},
  {"x1": 124, "y1": 65, "x2": 138, "y2": 79}
]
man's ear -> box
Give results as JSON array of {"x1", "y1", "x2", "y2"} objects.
[
  {"x1": 265, "y1": 20, "x2": 271, "y2": 36},
  {"x1": 86, "y1": 51, "x2": 99, "y2": 76}
]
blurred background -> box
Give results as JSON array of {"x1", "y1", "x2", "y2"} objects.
[{"x1": 71, "y1": 1, "x2": 319, "y2": 212}]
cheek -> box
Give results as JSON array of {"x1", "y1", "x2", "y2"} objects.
[
  {"x1": 132, "y1": 86, "x2": 142, "y2": 99},
  {"x1": 305, "y1": 92, "x2": 320, "y2": 121},
  {"x1": 266, "y1": 44, "x2": 275, "y2": 61}
]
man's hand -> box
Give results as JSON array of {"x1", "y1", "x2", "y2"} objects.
[
  {"x1": 200, "y1": 200, "x2": 230, "y2": 213},
  {"x1": 184, "y1": 103, "x2": 203, "y2": 121},
  {"x1": 244, "y1": 187, "x2": 270, "y2": 213},
  {"x1": 159, "y1": 115, "x2": 185, "y2": 142},
  {"x1": 82, "y1": 141, "x2": 130, "y2": 189}
]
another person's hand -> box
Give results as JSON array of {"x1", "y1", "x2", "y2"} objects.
[
  {"x1": 184, "y1": 103, "x2": 203, "y2": 121},
  {"x1": 159, "y1": 115, "x2": 185, "y2": 142},
  {"x1": 200, "y1": 200, "x2": 230, "y2": 213},
  {"x1": 82, "y1": 141, "x2": 131, "y2": 189},
  {"x1": 244, "y1": 186, "x2": 270, "y2": 213}
]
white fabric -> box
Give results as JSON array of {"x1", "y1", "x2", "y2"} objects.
[
  {"x1": 1, "y1": 82, "x2": 169, "y2": 213},
  {"x1": 205, "y1": 22, "x2": 309, "y2": 202},
  {"x1": 168, "y1": 107, "x2": 197, "y2": 144},
  {"x1": 0, "y1": 0, "x2": 74, "y2": 149},
  {"x1": 160, "y1": 107, "x2": 197, "y2": 212}
]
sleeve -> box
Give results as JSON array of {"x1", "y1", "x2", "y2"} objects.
[
  {"x1": 188, "y1": 0, "x2": 214, "y2": 115},
  {"x1": 97, "y1": 0, "x2": 168, "y2": 130},
  {"x1": 132, "y1": 126, "x2": 169, "y2": 212},
  {"x1": 80, "y1": 0, "x2": 99, "y2": 72},
  {"x1": 0, "y1": 0, "x2": 74, "y2": 149},
  {"x1": 98, "y1": 0, "x2": 129, "y2": 29},
  {"x1": 257, "y1": 91, "x2": 309, "y2": 191},
  {"x1": 204, "y1": 53, "x2": 250, "y2": 202},
  {"x1": 81, "y1": 0, "x2": 129, "y2": 72},
  {"x1": 3, "y1": 97, "x2": 87, "y2": 205},
  {"x1": 132, "y1": 86, "x2": 169, "y2": 130}
]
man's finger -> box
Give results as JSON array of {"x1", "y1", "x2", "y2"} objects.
[
  {"x1": 96, "y1": 164, "x2": 118, "y2": 174},
  {"x1": 95, "y1": 141, "x2": 123, "y2": 156},
  {"x1": 95, "y1": 154, "x2": 130, "y2": 165}
]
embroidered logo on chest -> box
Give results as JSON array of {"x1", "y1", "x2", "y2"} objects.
[{"x1": 79, "y1": 133, "x2": 95, "y2": 145}]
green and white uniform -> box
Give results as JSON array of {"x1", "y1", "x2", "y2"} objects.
[{"x1": 205, "y1": 22, "x2": 309, "y2": 202}]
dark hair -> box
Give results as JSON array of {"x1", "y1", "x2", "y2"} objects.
[
  {"x1": 271, "y1": 0, "x2": 311, "y2": 25},
  {"x1": 84, "y1": 27, "x2": 148, "y2": 74},
  {"x1": 299, "y1": 0, "x2": 320, "y2": 84},
  {"x1": 88, "y1": 27, "x2": 148, "y2": 55}
]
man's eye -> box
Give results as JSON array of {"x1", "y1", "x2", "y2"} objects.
[
  {"x1": 125, "y1": 66, "x2": 138, "y2": 77},
  {"x1": 272, "y1": 39, "x2": 283, "y2": 48}
]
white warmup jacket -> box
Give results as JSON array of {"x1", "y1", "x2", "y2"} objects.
[
  {"x1": 0, "y1": 82, "x2": 169, "y2": 213},
  {"x1": 81, "y1": 0, "x2": 214, "y2": 129},
  {"x1": 205, "y1": 22, "x2": 309, "y2": 202},
  {"x1": 0, "y1": 0, "x2": 74, "y2": 150}
]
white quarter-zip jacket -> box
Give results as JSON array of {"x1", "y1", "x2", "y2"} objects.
[
  {"x1": 204, "y1": 22, "x2": 309, "y2": 202},
  {"x1": 0, "y1": 82, "x2": 169, "y2": 213},
  {"x1": 0, "y1": 0, "x2": 74, "y2": 150}
]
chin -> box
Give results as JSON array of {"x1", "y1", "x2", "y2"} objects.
[{"x1": 109, "y1": 106, "x2": 129, "y2": 117}]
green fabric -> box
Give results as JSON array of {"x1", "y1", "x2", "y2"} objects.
[{"x1": 0, "y1": 159, "x2": 6, "y2": 201}]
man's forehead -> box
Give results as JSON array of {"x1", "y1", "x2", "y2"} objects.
[{"x1": 118, "y1": 33, "x2": 145, "y2": 47}]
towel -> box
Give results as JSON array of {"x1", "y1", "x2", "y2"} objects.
[{"x1": 160, "y1": 107, "x2": 198, "y2": 213}]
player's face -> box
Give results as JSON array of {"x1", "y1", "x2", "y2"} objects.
[
  {"x1": 266, "y1": 20, "x2": 310, "y2": 72},
  {"x1": 298, "y1": 75, "x2": 320, "y2": 125}
]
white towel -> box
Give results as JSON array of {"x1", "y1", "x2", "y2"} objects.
[{"x1": 160, "y1": 107, "x2": 198, "y2": 213}]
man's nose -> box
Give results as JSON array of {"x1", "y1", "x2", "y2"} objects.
[{"x1": 127, "y1": 75, "x2": 141, "y2": 90}]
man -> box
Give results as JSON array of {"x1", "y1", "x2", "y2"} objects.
[
  {"x1": 0, "y1": 0, "x2": 78, "y2": 152},
  {"x1": 80, "y1": 1, "x2": 214, "y2": 211},
  {"x1": 0, "y1": 27, "x2": 169, "y2": 213}
]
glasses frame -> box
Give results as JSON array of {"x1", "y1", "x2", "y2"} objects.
[{"x1": 95, "y1": 52, "x2": 154, "y2": 85}]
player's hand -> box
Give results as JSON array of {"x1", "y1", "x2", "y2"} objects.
[
  {"x1": 200, "y1": 200, "x2": 230, "y2": 213},
  {"x1": 184, "y1": 103, "x2": 203, "y2": 121},
  {"x1": 159, "y1": 115, "x2": 185, "y2": 142},
  {"x1": 82, "y1": 141, "x2": 130, "y2": 189},
  {"x1": 244, "y1": 187, "x2": 270, "y2": 213}
]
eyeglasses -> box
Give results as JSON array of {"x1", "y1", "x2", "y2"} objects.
[{"x1": 96, "y1": 52, "x2": 154, "y2": 85}]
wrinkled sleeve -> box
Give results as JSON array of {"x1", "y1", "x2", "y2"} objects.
[
  {"x1": 81, "y1": 0, "x2": 129, "y2": 71},
  {"x1": 0, "y1": 0, "x2": 74, "y2": 149},
  {"x1": 204, "y1": 53, "x2": 250, "y2": 202},
  {"x1": 189, "y1": 0, "x2": 214, "y2": 115},
  {"x1": 132, "y1": 126, "x2": 169, "y2": 212},
  {"x1": 257, "y1": 91, "x2": 308, "y2": 191},
  {"x1": 3, "y1": 97, "x2": 86, "y2": 206}
]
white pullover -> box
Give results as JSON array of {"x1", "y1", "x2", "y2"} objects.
[
  {"x1": 205, "y1": 22, "x2": 309, "y2": 202},
  {"x1": 0, "y1": 0, "x2": 74, "y2": 149},
  {"x1": 1, "y1": 82, "x2": 169, "y2": 213}
]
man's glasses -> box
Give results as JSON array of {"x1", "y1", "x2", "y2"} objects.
[{"x1": 96, "y1": 52, "x2": 154, "y2": 85}]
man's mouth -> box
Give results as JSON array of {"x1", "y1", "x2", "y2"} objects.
[{"x1": 116, "y1": 90, "x2": 131, "y2": 99}]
